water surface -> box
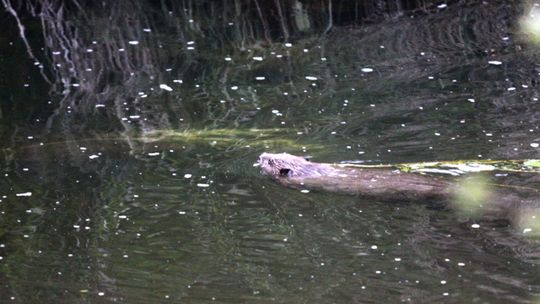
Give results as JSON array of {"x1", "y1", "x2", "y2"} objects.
[{"x1": 1, "y1": 1, "x2": 540, "y2": 303}]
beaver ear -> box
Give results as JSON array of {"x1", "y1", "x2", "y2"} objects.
[{"x1": 279, "y1": 168, "x2": 292, "y2": 177}]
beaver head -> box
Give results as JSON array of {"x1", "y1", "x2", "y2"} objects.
[{"x1": 258, "y1": 152, "x2": 334, "y2": 178}]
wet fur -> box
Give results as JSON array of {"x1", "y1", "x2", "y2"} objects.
[{"x1": 258, "y1": 152, "x2": 452, "y2": 201}]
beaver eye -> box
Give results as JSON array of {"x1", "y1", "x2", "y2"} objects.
[{"x1": 279, "y1": 168, "x2": 292, "y2": 177}]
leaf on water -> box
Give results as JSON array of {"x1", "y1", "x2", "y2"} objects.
[
  {"x1": 524, "y1": 159, "x2": 540, "y2": 168},
  {"x1": 451, "y1": 175, "x2": 492, "y2": 218}
]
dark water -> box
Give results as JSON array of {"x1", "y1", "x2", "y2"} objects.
[{"x1": 1, "y1": 0, "x2": 540, "y2": 303}]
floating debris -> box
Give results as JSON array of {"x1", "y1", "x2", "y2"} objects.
[
  {"x1": 159, "y1": 84, "x2": 173, "y2": 91},
  {"x1": 16, "y1": 192, "x2": 32, "y2": 197}
]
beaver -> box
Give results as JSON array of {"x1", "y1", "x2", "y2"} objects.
[
  {"x1": 258, "y1": 152, "x2": 540, "y2": 229},
  {"x1": 258, "y1": 152, "x2": 454, "y2": 201}
]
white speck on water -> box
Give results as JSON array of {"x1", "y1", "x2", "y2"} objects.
[
  {"x1": 428, "y1": 76, "x2": 434, "y2": 79},
  {"x1": 186, "y1": 46, "x2": 195, "y2": 50},
  {"x1": 197, "y1": 183, "x2": 210, "y2": 188},
  {"x1": 394, "y1": 257, "x2": 402, "y2": 262},
  {"x1": 224, "y1": 57, "x2": 232, "y2": 61},
  {"x1": 173, "y1": 79, "x2": 183, "y2": 83},
  {"x1": 178, "y1": 211, "x2": 186, "y2": 215},
  {"x1": 371, "y1": 245, "x2": 378, "y2": 250},
  {"x1": 471, "y1": 224, "x2": 480, "y2": 229},
  {"x1": 523, "y1": 228, "x2": 533, "y2": 233},
  {"x1": 300, "y1": 189, "x2": 310, "y2": 193},
  {"x1": 457, "y1": 262, "x2": 466, "y2": 266},
  {"x1": 321, "y1": 57, "x2": 327, "y2": 61},
  {"x1": 159, "y1": 84, "x2": 173, "y2": 91},
  {"x1": 530, "y1": 143, "x2": 539, "y2": 148},
  {"x1": 253, "y1": 56, "x2": 263, "y2": 61},
  {"x1": 98, "y1": 292, "x2": 105, "y2": 296},
  {"x1": 184, "y1": 174, "x2": 192, "y2": 178},
  {"x1": 507, "y1": 87, "x2": 516, "y2": 91},
  {"x1": 73, "y1": 225, "x2": 80, "y2": 229},
  {"x1": 305, "y1": 76, "x2": 318, "y2": 81},
  {"x1": 128, "y1": 41, "x2": 139, "y2": 45},
  {"x1": 118, "y1": 215, "x2": 127, "y2": 219},
  {"x1": 255, "y1": 76, "x2": 266, "y2": 81},
  {"x1": 143, "y1": 28, "x2": 151, "y2": 32},
  {"x1": 95, "y1": 104, "x2": 105, "y2": 108},
  {"x1": 129, "y1": 115, "x2": 140, "y2": 119},
  {"x1": 187, "y1": 41, "x2": 195, "y2": 45},
  {"x1": 16, "y1": 192, "x2": 32, "y2": 197},
  {"x1": 303, "y1": 49, "x2": 309, "y2": 52},
  {"x1": 231, "y1": 86, "x2": 239, "y2": 90},
  {"x1": 434, "y1": 132, "x2": 441, "y2": 136},
  {"x1": 441, "y1": 280, "x2": 447, "y2": 284},
  {"x1": 437, "y1": 4, "x2": 447, "y2": 9},
  {"x1": 284, "y1": 43, "x2": 292, "y2": 47},
  {"x1": 375, "y1": 270, "x2": 382, "y2": 274},
  {"x1": 488, "y1": 60, "x2": 502, "y2": 65},
  {"x1": 89, "y1": 155, "x2": 99, "y2": 160},
  {"x1": 148, "y1": 152, "x2": 160, "y2": 156},
  {"x1": 361, "y1": 68, "x2": 374, "y2": 73},
  {"x1": 468, "y1": 98, "x2": 475, "y2": 103}
]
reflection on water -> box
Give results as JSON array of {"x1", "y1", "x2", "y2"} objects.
[{"x1": 1, "y1": 0, "x2": 540, "y2": 303}]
